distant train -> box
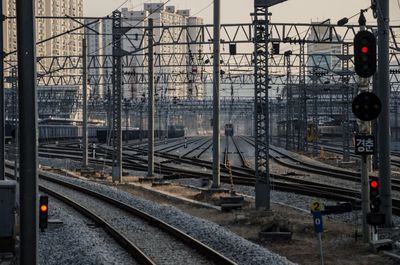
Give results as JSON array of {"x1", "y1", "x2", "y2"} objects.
[
  {"x1": 5, "y1": 122, "x2": 99, "y2": 142},
  {"x1": 307, "y1": 124, "x2": 343, "y2": 142},
  {"x1": 225, "y1": 124, "x2": 234, "y2": 136}
]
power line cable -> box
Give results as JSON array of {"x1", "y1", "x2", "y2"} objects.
[
  {"x1": 191, "y1": 1, "x2": 213, "y2": 17},
  {"x1": 89, "y1": 0, "x2": 171, "y2": 56}
]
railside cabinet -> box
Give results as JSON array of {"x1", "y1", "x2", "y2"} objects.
[{"x1": 0, "y1": 180, "x2": 17, "y2": 253}]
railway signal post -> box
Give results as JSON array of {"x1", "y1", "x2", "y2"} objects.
[
  {"x1": 376, "y1": 0, "x2": 392, "y2": 228},
  {"x1": 352, "y1": 14, "x2": 380, "y2": 243}
]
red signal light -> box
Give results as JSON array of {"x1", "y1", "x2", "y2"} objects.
[
  {"x1": 370, "y1": 180, "x2": 378, "y2": 189},
  {"x1": 40, "y1": 205, "x2": 48, "y2": 212},
  {"x1": 361, "y1": 46, "x2": 368, "y2": 53}
]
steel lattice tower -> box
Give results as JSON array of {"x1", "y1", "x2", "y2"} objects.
[
  {"x1": 298, "y1": 42, "x2": 307, "y2": 152},
  {"x1": 253, "y1": 5, "x2": 270, "y2": 209},
  {"x1": 111, "y1": 11, "x2": 123, "y2": 182},
  {"x1": 341, "y1": 44, "x2": 351, "y2": 162}
]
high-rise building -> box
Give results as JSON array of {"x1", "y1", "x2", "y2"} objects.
[
  {"x1": 3, "y1": 0, "x2": 84, "y2": 80},
  {"x1": 307, "y1": 19, "x2": 342, "y2": 73},
  {"x1": 85, "y1": 19, "x2": 103, "y2": 97},
  {"x1": 87, "y1": 3, "x2": 205, "y2": 100}
]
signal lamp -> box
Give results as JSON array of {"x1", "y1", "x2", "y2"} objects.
[
  {"x1": 369, "y1": 177, "x2": 380, "y2": 213},
  {"x1": 39, "y1": 195, "x2": 49, "y2": 231},
  {"x1": 370, "y1": 180, "x2": 378, "y2": 189},
  {"x1": 354, "y1": 31, "x2": 376, "y2": 78}
]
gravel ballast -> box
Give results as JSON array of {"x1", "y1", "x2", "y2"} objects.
[
  {"x1": 38, "y1": 195, "x2": 137, "y2": 265},
  {"x1": 41, "y1": 179, "x2": 216, "y2": 265},
  {"x1": 39, "y1": 170, "x2": 296, "y2": 265}
]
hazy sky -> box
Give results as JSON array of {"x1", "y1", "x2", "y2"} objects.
[{"x1": 84, "y1": 0, "x2": 400, "y2": 24}]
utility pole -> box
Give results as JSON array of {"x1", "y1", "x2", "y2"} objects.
[
  {"x1": 158, "y1": 105, "x2": 162, "y2": 140},
  {"x1": 212, "y1": 0, "x2": 221, "y2": 188},
  {"x1": 82, "y1": 37, "x2": 88, "y2": 168},
  {"x1": 377, "y1": 0, "x2": 392, "y2": 227},
  {"x1": 0, "y1": 1, "x2": 4, "y2": 180},
  {"x1": 372, "y1": 73, "x2": 379, "y2": 170},
  {"x1": 139, "y1": 103, "x2": 143, "y2": 143},
  {"x1": 148, "y1": 18, "x2": 155, "y2": 177},
  {"x1": 16, "y1": 0, "x2": 38, "y2": 263},
  {"x1": 11, "y1": 69, "x2": 18, "y2": 181}
]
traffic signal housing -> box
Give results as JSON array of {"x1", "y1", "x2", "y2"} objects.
[
  {"x1": 369, "y1": 177, "x2": 380, "y2": 213},
  {"x1": 39, "y1": 195, "x2": 48, "y2": 231},
  {"x1": 354, "y1": 30, "x2": 376, "y2": 78},
  {"x1": 367, "y1": 177, "x2": 385, "y2": 226}
]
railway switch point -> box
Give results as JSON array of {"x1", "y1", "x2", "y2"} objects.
[
  {"x1": 80, "y1": 167, "x2": 96, "y2": 177},
  {"x1": 200, "y1": 178, "x2": 210, "y2": 187},
  {"x1": 219, "y1": 195, "x2": 244, "y2": 211},
  {"x1": 259, "y1": 224, "x2": 293, "y2": 241},
  {"x1": 138, "y1": 176, "x2": 163, "y2": 183},
  {"x1": 151, "y1": 180, "x2": 171, "y2": 187},
  {"x1": 369, "y1": 239, "x2": 393, "y2": 253},
  {"x1": 48, "y1": 219, "x2": 64, "y2": 229}
]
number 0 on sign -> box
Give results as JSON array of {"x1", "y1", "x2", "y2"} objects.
[{"x1": 313, "y1": 211, "x2": 324, "y2": 233}]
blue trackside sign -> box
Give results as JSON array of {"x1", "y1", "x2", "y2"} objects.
[{"x1": 313, "y1": 211, "x2": 324, "y2": 233}]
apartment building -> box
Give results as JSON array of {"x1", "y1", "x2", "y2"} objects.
[
  {"x1": 3, "y1": 0, "x2": 83, "y2": 80},
  {"x1": 87, "y1": 3, "x2": 205, "y2": 100}
]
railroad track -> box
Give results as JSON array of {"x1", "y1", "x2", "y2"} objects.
[
  {"x1": 239, "y1": 136, "x2": 400, "y2": 191},
  {"x1": 181, "y1": 138, "x2": 212, "y2": 158},
  {"x1": 231, "y1": 136, "x2": 251, "y2": 169},
  {"x1": 317, "y1": 143, "x2": 400, "y2": 168},
  {"x1": 30, "y1": 138, "x2": 400, "y2": 215},
  {"x1": 5, "y1": 164, "x2": 237, "y2": 265}
]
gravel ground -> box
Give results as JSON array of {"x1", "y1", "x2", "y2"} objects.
[
  {"x1": 38, "y1": 195, "x2": 137, "y2": 265},
  {"x1": 39, "y1": 170, "x2": 296, "y2": 265},
  {"x1": 171, "y1": 177, "x2": 400, "y2": 226},
  {"x1": 41, "y1": 179, "x2": 216, "y2": 265}
]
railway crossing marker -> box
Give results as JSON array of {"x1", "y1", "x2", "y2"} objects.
[{"x1": 311, "y1": 201, "x2": 324, "y2": 265}]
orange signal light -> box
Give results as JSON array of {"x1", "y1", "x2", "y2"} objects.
[{"x1": 40, "y1": 205, "x2": 48, "y2": 212}]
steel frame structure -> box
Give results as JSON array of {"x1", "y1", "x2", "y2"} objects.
[{"x1": 253, "y1": 5, "x2": 270, "y2": 210}]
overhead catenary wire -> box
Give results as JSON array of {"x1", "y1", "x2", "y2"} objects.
[{"x1": 88, "y1": 0, "x2": 172, "y2": 56}]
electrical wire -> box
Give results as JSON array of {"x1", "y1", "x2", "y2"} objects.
[
  {"x1": 277, "y1": 6, "x2": 375, "y2": 56},
  {"x1": 191, "y1": 1, "x2": 213, "y2": 17},
  {"x1": 88, "y1": 0, "x2": 171, "y2": 56}
]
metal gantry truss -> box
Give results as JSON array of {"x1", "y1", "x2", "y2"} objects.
[
  {"x1": 2, "y1": 22, "x2": 397, "y2": 87},
  {"x1": 253, "y1": 5, "x2": 270, "y2": 210},
  {"x1": 22, "y1": 51, "x2": 400, "y2": 87},
  {"x1": 2, "y1": 19, "x2": 400, "y2": 167}
]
